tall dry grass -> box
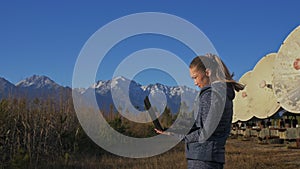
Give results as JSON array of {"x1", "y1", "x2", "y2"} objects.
[
  {"x1": 0, "y1": 97, "x2": 176, "y2": 169},
  {"x1": 0, "y1": 97, "x2": 96, "y2": 169},
  {"x1": 1, "y1": 97, "x2": 300, "y2": 169}
]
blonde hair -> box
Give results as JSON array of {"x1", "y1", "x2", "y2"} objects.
[{"x1": 189, "y1": 53, "x2": 244, "y2": 92}]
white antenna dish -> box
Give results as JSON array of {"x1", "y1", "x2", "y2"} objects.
[
  {"x1": 232, "y1": 106, "x2": 240, "y2": 123},
  {"x1": 247, "y1": 53, "x2": 281, "y2": 119},
  {"x1": 232, "y1": 114, "x2": 239, "y2": 123},
  {"x1": 273, "y1": 25, "x2": 300, "y2": 114},
  {"x1": 233, "y1": 71, "x2": 254, "y2": 122}
]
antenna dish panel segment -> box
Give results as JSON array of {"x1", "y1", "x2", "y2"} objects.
[
  {"x1": 248, "y1": 53, "x2": 280, "y2": 119},
  {"x1": 233, "y1": 71, "x2": 254, "y2": 122},
  {"x1": 273, "y1": 26, "x2": 300, "y2": 114}
]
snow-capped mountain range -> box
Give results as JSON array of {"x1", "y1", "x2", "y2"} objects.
[
  {"x1": 16, "y1": 75, "x2": 61, "y2": 89},
  {"x1": 0, "y1": 75, "x2": 198, "y2": 114}
]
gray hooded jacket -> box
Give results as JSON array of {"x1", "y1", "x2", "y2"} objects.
[{"x1": 177, "y1": 82, "x2": 235, "y2": 163}]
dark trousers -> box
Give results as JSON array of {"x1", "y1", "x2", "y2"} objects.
[{"x1": 187, "y1": 159, "x2": 224, "y2": 169}]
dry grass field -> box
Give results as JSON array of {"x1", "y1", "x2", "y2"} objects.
[
  {"x1": 225, "y1": 137, "x2": 300, "y2": 169},
  {"x1": 2, "y1": 99, "x2": 300, "y2": 169},
  {"x1": 57, "y1": 137, "x2": 300, "y2": 169}
]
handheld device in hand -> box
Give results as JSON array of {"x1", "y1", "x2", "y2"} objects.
[
  {"x1": 144, "y1": 96, "x2": 165, "y2": 131},
  {"x1": 144, "y1": 96, "x2": 199, "y2": 134}
]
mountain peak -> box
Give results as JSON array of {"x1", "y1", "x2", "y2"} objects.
[
  {"x1": 16, "y1": 75, "x2": 60, "y2": 89},
  {"x1": 0, "y1": 77, "x2": 11, "y2": 84},
  {"x1": 112, "y1": 76, "x2": 138, "y2": 84},
  {"x1": 0, "y1": 77, "x2": 15, "y2": 89},
  {"x1": 112, "y1": 76, "x2": 127, "y2": 81}
]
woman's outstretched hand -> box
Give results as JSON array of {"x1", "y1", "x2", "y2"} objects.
[{"x1": 154, "y1": 128, "x2": 171, "y2": 135}]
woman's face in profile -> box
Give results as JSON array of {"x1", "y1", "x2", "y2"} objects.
[{"x1": 189, "y1": 67, "x2": 210, "y2": 88}]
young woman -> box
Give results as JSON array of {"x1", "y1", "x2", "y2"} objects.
[{"x1": 156, "y1": 53, "x2": 244, "y2": 169}]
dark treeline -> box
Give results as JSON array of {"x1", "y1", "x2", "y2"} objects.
[{"x1": 0, "y1": 96, "x2": 178, "y2": 169}]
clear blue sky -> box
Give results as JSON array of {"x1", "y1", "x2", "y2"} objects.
[{"x1": 1, "y1": 1, "x2": 300, "y2": 88}]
